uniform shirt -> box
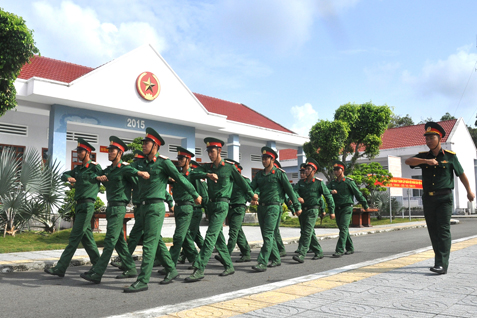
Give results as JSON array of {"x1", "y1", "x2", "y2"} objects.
[
  {"x1": 164, "y1": 191, "x2": 174, "y2": 209},
  {"x1": 251, "y1": 166, "x2": 301, "y2": 211},
  {"x1": 230, "y1": 176, "x2": 253, "y2": 205},
  {"x1": 194, "y1": 179, "x2": 209, "y2": 209},
  {"x1": 134, "y1": 153, "x2": 199, "y2": 201},
  {"x1": 129, "y1": 160, "x2": 141, "y2": 205},
  {"x1": 296, "y1": 177, "x2": 335, "y2": 213},
  {"x1": 190, "y1": 159, "x2": 254, "y2": 201},
  {"x1": 411, "y1": 149, "x2": 463, "y2": 192},
  {"x1": 100, "y1": 160, "x2": 138, "y2": 203},
  {"x1": 171, "y1": 167, "x2": 196, "y2": 203},
  {"x1": 327, "y1": 176, "x2": 369, "y2": 209},
  {"x1": 61, "y1": 160, "x2": 102, "y2": 201}
]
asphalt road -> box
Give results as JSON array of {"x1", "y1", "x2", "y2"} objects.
[{"x1": 1, "y1": 218, "x2": 476, "y2": 318}]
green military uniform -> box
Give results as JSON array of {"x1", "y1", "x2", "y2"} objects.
[
  {"x1": 328, "y1": 160, "x2": 368, "y2": 256},
  {"x1": 410, "y1": 122, "x2": 464, "y2": 272},
  {"x1": 294, "y1": 158, "x2": 335, "y2": 262},
  {"x1": 168, "y1": 147, "x2": 200, "y2": 266},
  {"x1": 82, "y1": 137, "x2": 139, "y2": 283},
  {"x1": 225, "y1": 160, "x2": 253, "y2": 261},
  {"x1": 273, "y1": 160, "x2": 287, "y2": 257},
  {"x1": 45, "y1": 139, "x2": 101, "y2": 276},
  {"x1": 125, "y1": 128, "x2": 199, "y2": 292},
  {"x1": 251, "y1": 147, "x2": 301, "y2": 270},
  {"x1": 186, "y1": 138, "x2": 255, "y2": 282}
]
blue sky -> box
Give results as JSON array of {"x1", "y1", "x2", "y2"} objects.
[{"x1": 5, "y1": 0, "x2": 477, "y2": 136}]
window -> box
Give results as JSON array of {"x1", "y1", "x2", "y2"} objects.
[
  {"x1": 0, "y1": 143, "x2": 25, "y2": 158},
  {"x1": 71, "y1": 151, "x2": 96, "y2": 169},
  {"x1": 412, "y1": 175, "x2": 423, "y2": 197}
]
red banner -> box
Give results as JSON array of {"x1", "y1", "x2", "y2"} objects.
[
  {"x1": 377, "y1": 177, "x2": 422, "y2": 189},
  {"x1": 100, "y1": 146, "x2": 108, "y2": 153}
]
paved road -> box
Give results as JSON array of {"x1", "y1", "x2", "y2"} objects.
[{"x1": 1, "y1": 219, "x2": 476, "y2": 318}]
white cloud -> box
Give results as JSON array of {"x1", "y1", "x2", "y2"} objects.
[{"x1": 290, "y1": 103, "x2": 319, "y2": 136}]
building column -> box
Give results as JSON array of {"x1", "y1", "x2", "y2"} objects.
[
  {"x1": 227, "y1": 134, "x2": 240, "y2": 162},
  {"x1": 181, "y1": 129, "x2": 196, "y2": 157},
  {"x1": 266, "y1": 140, "x2": 277, "y2": 152},
  {"x1": 297, "y1": 146, "x2": 306, "y2": 167},
  {"x1": 48, "y1": 104, "x2": 67, "y2": 170}
]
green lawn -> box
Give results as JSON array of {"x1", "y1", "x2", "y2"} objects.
[{"x1": 0, "y1": 229, "x2": 172, "y2": 254}]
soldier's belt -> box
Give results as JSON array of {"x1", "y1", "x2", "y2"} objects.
[
  {"x1": 260, "y1": 202, "x2": 281, "y2": 206},
  {"x1": 336, "y1": 204, "x2": 353, "y2": 210},
  {"x1": 230, "y1": 204, "x2": 246, "y2": 209},
  {"x1": 108, "y1": 201, "x2": 127, "y2": 207},
  {"x1": 303, "y1": 205, "x2": 320, "y2": 211},
  {"x1": 141, "y1": 199, "x2": 164, "y2": 205},
  {"x1": 175, "y1": 201, "x2": 194, "y2": 206},
  {"x1": 76, "y1": 199, "x2": 95, "y2": 205},
  {"x1": 210, "y1": 198, "x2": 230, "y2": 203},
  {"x1": 428, "y1": 189, "x2": 451, "y2": 197}
]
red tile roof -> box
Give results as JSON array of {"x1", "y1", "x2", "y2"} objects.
[
  {"x1": 193, "y1": 93, "x2": 293, "y2": 133},
  {"x1": 18, "y1": 56, "x2": 294, "y2": 133},
  {"x1": 18, "y1": 56, "x2": 94, "y2": 83}
]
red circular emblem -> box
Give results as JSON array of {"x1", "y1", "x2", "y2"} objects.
[{"x1": 136, "y1": 72, "x2": 161, "y2": 101}]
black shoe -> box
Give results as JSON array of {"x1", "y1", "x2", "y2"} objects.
[
  {"x1": 345, "y1": 250, "x2": 354, "y2": 255},
  {"x1": 293, "y1": 255, "x2": 305, "y2": 263},
  {"x1": 430, "y1": 266, "x2": 447, "y2": 275},
  {"x1": 44, "y1": 267, "x2": 65, "y2": 277},
  {"x1": 214, "y1": 255, "x2": 225, "y2": 266},
  {"x1": 267, "y1": 260, "x2": 281, "y2": 268},
  {"x1": 332, "y1": 253, "x2": 343, "y2": 258}
]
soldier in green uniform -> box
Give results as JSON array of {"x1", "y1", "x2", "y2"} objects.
[
  {"x1": 250, "y1": 147, "x2": 301, "y2": 272},
  {"x1": 272, "y1": 160, "x2": 287, "y2": 258},
  {"x1": 405, "y1": 122, "x2": 474, "y2": 274},
  {"x1": 166, "y1": 147, "x2": 200, "y2": 266},
  {"x1": 185, "y1": 138, "x2": 257, "y2": 282},
  {"x1": 80, "y1": 136, "x2": 148, "y2": 283},
  {"x1": 124, "y1": 128, "x2": 201, "y2": 293},
  {"x1": 216, "y1": 159, "x2": 253, "y2": 263},
  {"x1": 328, "y1": 160, "x2": 369, "y2": 257},
  {"x1": 44, "y1": 138, "x2": 101, "y2": 277},
  {"x1": 293, "y1": 158, "x2": 334, "y2": 263}
]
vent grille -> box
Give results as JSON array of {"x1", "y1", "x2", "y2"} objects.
[
  {"x1": 168, "y1": 144, "x2": 180, "y2": 153},
  {"x1": 195, "y1": 147, "x2": 202, "y2": 156},
  {"x1": 251, "y1": 154, "x2": 262, "y2": 162},
  {"x1": 0, "y1": 123, "x2": 28, "y2": 136},
  {"x1": 67, "y1": 131, "x2": 98, "y2": 144},
  {"x1": 221, "y1": 150, "x2": 228, "y2": 157},
  {"x1": 121, "y1": 137, "x2": 136, "y2": 145},
  {"x1": 291, "y1": 173, "x2": 299, "y2": 179}
]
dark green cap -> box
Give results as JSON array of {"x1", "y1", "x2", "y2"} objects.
[
  {"x1": 190, "y1": 160, "x2": 200, "y2": 168},
  {"x1": 76, "y1": 138, "x2": 95, "y2": 152},
  {"x1": 107, "y1": 136, "x2": 128, "y2": 152},
  {"x1": 424, "y1": 122, "x2": 446, "y2": 138},
  {"x1": 261, "y1": 146, "x2": 278, "y2": 160},
  {"x1": 299, "y1": 163, "x2": 306, "y2": 171},
  {"x1": 274, "y1": 159, "x2": 282, "y2": 168},
  {"x1": 305, "y1": 158, "x2": 319, "y2": 170},
  {"x1": 332, "y1": 160, "x2": 345, "y2": 171},
  {"x1": 142, "y1": 127, "x2": 165, "y2": 146},
  {"x1": 204, "y1": 137, "x2": 224, "y2": 149},
  {"x1": 176, "y1": 146, "x2": 195, "y2": 159},
  {"x1": 133, "y1": 150, "x2": 145, "y2": 160}
]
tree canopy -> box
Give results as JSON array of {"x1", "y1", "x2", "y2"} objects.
[
  {"x1": 440, "y1": 112, "x2": 456, "y2": 121},
  {"x1": 0, "y1": 8, "x2": 39, "y2": 117},
  {"x1": 347, "y1": 162, "x2": 392, "y2": 205},
  {"x1": 388, "y1": 113, "x2": 414, "y2": 128}
]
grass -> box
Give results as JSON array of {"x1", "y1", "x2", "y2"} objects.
[{"x1": 0, "y1": 229, "x2": 172, "y2": 254}]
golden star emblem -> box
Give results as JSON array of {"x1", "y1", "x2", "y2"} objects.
[{"x1": 142, "y1": 77, "x2": 155, "y2": 93}]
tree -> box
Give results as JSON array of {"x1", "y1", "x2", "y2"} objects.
[
  {"x1": 122, "y1": 137, "x2": 143, "y2": 162},
  {"x1": 418, "y1": 117, "x2": 434, "y2": 124},
  {"x1": 467, "y1": 126, "x2": 477, "y2": 149},
  {"x1": 388, "y1": 113, "x2": 414, "y2": 128},
  {"x1": 347, "y1": 162, "x2": 393, "y2": 206},
  {"x1": 0, "y1": 8, "x2": 39, "y2": 117},
  {"x1": 304, "y1": 102, "x2": 392, "y2": 181},
  {"x1": 440, "y1": 112, "x2": 456, "y2": 121}
]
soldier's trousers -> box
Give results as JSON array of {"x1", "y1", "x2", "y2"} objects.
[
  {"x1": 191, "y1": 207, "x2": 204, "y2": 249},
  {"x1": 55, "y1": 202, "x2": 100, "y2": 273},
  {"x1": 274, "y1": 216, "x2": 286, "y2": 254},
  {"x1": 298, "y1": 208, "x2": 323, "y2": 257},
  {"x1": 227, "y1": 204, "x2": 250, "y2": 256},
  {"x1": 193, "y1": 201, "x2": 233, "y2": 271},
  {"x1": 136, "y1": 202, "x2": 175, "y2": 284},
  {"x1": 169, "y1": 204, "x2": 198, "y2": 265},
  {"x1": 335, "y1": 206, "x2": 354, "y2": 254},
  {"x1": 92, "y1": 205, "x2": 135, "y2": 276},
  {"x1": 257, "y1": 205, "x2": 281, "y2": 266},
  {"x1": 423, "y1": 193, "x2": 453, "y2": 270}
]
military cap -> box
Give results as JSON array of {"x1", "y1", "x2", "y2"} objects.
[
  {"x1": 190, "y1": 160, "x2": 200, "y2": 169},
  {"x1": 306, "y1": 158, "x2": 319, "y2": 171},
  {"x1": 107, "y1": 136, "x2": 128, "y2": 152},
  {"x1": 261, "y1": 146, "x2": 278, "y2": 160},
  {"x1": 204, "y1": 137, "x2": 224, "y2": 149},
  {"x1": 424, "y1": 122, "x2": 446, "y2": 138},
  {"x1": 332, "y1": 160, "x2": 345, "y2": 171},
  {"x1": 225, "y1": 158, "x2": 241, "y2": 171},
  {"x1": 133, "y1": 150, "x2": 145, "y2": 160},
  {"x1": 76, "y1": 137, "x2": 95, "y2": 152},
  {"x1": 142, "y1": 127, "x2": 165, "y2": 146},
  {"x1": 274, "y1": 159, "x2": 282, "y2": 168},
  {"x1": 176, "y1": 146, "x2": 195, "y2": 159},
  {"x1": 299, "y1": 163, "x2": 306, "y2": 171}
]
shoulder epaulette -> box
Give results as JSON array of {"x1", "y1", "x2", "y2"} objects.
[
  {"x1": 224, "y1": 160, "x2": 235, "y2": 165},
  {"x1": 159, "y1": 155, "x2": 169, "y2": 159},
  {"x1": 122, "y1": 162, "x2": 130, "y2": 166},
  {"x1": 243, "y1": 175, "x2": 250, "y2": 180},
  {"x1": 315, "y1": 177, "x2": 322, "y2": 181},
  {"x1": 91, "y1": 161, "x2": 98, "y2": 165},
  {"x1": 276, "y1": 167, "x2": 286, "y2": 173},
  {"x1": 346, "y1": 177, "x2": 354, "y2": 181},
  {"x1": 444, "y1": 149, "x2": 456, "y2": 155},
  {"x1": 419, "y1": 151, "x2": 428, "y2": 154}
]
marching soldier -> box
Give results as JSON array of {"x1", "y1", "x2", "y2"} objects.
[
  {"x1": 44, "y1": 138, "x2": 101, "y2": 277},
  {"x1": 81, "y1": 136, "x2": 148, "y2": 283},
  {"x1": 124, "y1": 128, "x2": 201, "y2": 293},
  {"x1": 273, "y1": 160, "x2": 288, "y2": 258},
  {"x1": 405, "y1": 122, "x2": 474, "y2": 274},
  {"x1": 328, "y1": 160, "x2": 368, "y2": 257},
  {"x1": 185, "y1": 138, "x2": 257, "y2": 282},
  {"x1": 293, "y1": 158, "x2": 334, "y2": 263},
  {"x1": 250, "y1": 147, "x2": 301, "y2": 272}
]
